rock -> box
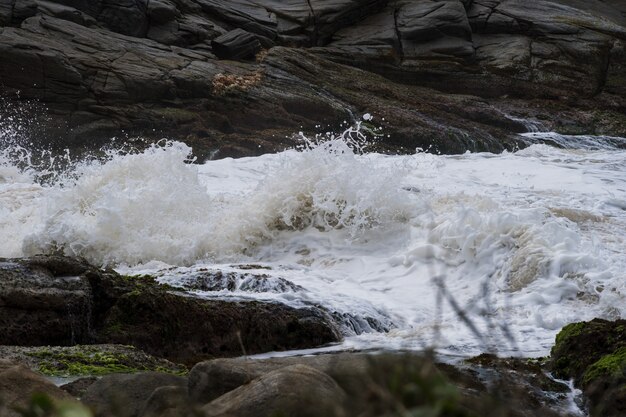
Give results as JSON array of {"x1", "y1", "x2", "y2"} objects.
[
  {"x1": 60, "y1": 376, "x2": 99, "y2": 398},
  {"x1": 201, "y1": 364, "x2": 346, "y2": 417},
  {"x1": 549, "y1": 318, "x2": 626, "y2": 384},
  {"x1": 0, "y1": 256, "x2": 92, "y2": 346},
  {"x1": 138, "y1": 385, "x2": 190, "y2": 417},
  {"x1": 81, "y1": 372, "x2": 186, "y2": 417},
  {"x1": 211, "y1": 28, "x2": 261, "y2": 60},
  {"x1": 549, "y1": 319, "x2": 626, "y2": 417},
  {"x1": 98, "y1": 287, "x2": 341, "y2": 365},
  {"x1": 147, "y1": 0, "x2": 179, "y2": 25},
  {"x1": 194, "y1": 353, "x2": 570, "y2": 417},
  {"x1": 188, "y1": 352, "x2": 370, "y2": 403},
  {"x1": 1, "y1": 0, "x2": 626, "y2": 158},
  {"x1": 0, "y1": 360, "x2": 73, "y2": 417},
  {"x1": 0, "y1": 344, "x2": 187, "y2": 377},
  {"x1": 0, "y1": 255, "x2": 341, "y2": 364}
]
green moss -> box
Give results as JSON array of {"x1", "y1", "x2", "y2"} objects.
[
  {"x1": 583, "y1": 347, "x2": 626, "y2": 387},
  {"x1": 26, "y1": 346, "x2": 187, "y2": 377},
  {"x1": 553, "y1": 322, "x2": 587, "y2": 348}
]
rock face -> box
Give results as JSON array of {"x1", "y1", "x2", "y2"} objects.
[
  {"x1": 0, "y1": 255, "x2": 341, "y2": 364},
  {"x1": 0, "y1": 1, "x2": 624, "y2": 159}
]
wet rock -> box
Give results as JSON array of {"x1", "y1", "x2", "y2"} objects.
[
  {"x1": 0, "y1": 255, "x2": 341, "y2": 365},
  {"x1": 1, "y1": 0, "x2": 625, "y2": 158},
  {"x1": 188, "y1": 352, "x2": 370, "y2": 404},
  {"x1": 82, "y1": 372, "x2": 186, "y2": 417},
  {"x1": 0, "y1": 255, "x2": 93, "y2": 346},
  {"x1": 0, "y1": 360, "x2": 73, "y2": 417},
  {"x1": 98, "y1": 287, "x2": 341, "y2": 365},
  {"x1": 211, "y1": 29, "x2": 261, "y2": 60},
  {"x1": 201, "y1": 364, "x2": 346, "y2": 417},
  {"x1": 549, "y1": 318, "x2": 626, "y2": 384},
  {"x1": 549, "y1": 319, "x2": 626, "y2": 417}
]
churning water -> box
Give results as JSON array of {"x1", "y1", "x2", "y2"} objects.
[{"x1": 1, "y1": 120, "x2": 625, "y2": 358}]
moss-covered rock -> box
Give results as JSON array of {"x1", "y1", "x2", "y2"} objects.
[
  {"x1": 548, "y1": 318, "x2": 626, "y2": 384},
  {"x1": 0, "y1": 345, "x2": 187, "y2": 377},
  {"x1": 549, "y1": 319, "x2": 626, "y2": 417},
  {"x1": 0, "y1": 255, "x2": 341, "y2": 367}
]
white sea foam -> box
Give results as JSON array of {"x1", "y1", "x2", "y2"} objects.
[{"x1": 1, "y1": 125, "x2": 625, "y2": 357}]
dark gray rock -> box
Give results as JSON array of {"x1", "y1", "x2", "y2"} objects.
[
  {"x1": 211, "y1": 28, "x2": 261, "y2": 60},
  {"x1": 0, "y1": 255, "x2": 341, "y2": 364},
  {"x1": 1, "y1": 0, "x2": 625, "y2": 158},
  {"x1": 81, "y1": 372, "x2": 186, "y2": 417},
  {"x1": 0, "y1": 256, "x2": 92, "y2": 346},
  {"x1": 201, "y1": 364, "x2": 346, "y2": 417}
]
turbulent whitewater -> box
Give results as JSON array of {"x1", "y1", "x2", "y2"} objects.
[{"x1": 1, "y1": 123, "x2": 625, "y2": 358}]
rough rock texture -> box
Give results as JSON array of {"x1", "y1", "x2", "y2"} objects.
[
  {"x1": 98, "y1": 287, "x2": 341, "y2": 366},
  {"x1": 202, "y1": 364, "x2": 347, "y2": 417},
  {"x1": 0, "y1": 360, "x2": 73, "y2": 417},
  {"x1": 0, "y1": 255, "x2": 341, "y2": 364},
  {"x1": 0, "y1": 256, "x2": 93, "y2": 346},
  {"x1": 81, "y1": 372, "x2": 186, "y2": 417},
  {"x1": 0, "y1": 0, "x2": 624, "y2": 159},
  {"x1": 549, "y1": 318, "x2": 626, "y2": 417},
  {"x1": 0, "y1": 344, "x2": 187, "y2": 377}
]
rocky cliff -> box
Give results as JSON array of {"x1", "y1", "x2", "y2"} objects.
[{"x1": 1, "y1": 0, "x2": 625, "y2": 158}]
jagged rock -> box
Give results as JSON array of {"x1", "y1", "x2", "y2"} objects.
[
  {"x1": 0, "y1": 360, "x2": 73, "y2": 417},
  {"x1": 0, "y1": 0, "x2": 625, "y2": 158},
  {"x1": 81, "y1": 372, "x2": 186, "y2": 417},
  {"x1": 98, "y1": 288, "x2": 340, "y2": 365},
  {"x1": 201, "y1": 364, "x2": 347, "y2": 417},
  {"x1": 211, "y1": 28, "x2": 261, "y2": 60}
]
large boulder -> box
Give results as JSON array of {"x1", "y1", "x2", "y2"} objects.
[
  {"x1": 188, "y1": 352, "x2": 370, "y2": 403},
  {"x1": 97, "y1": 288, "x2": 341, "y2": 365},
  {"x1": 201, "y1": 364, "x2": 347, "y2": 417},
  {"x1": 0, "y1": 360, "x2": 73, "y2": 417},
  {"x1": 81, "y1": 372, "x2": 186, "y2": 417}
]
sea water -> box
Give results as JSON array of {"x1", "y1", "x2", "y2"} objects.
[{"x1": 1, "y1": 122, "x2": 625, "y2": 358}]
